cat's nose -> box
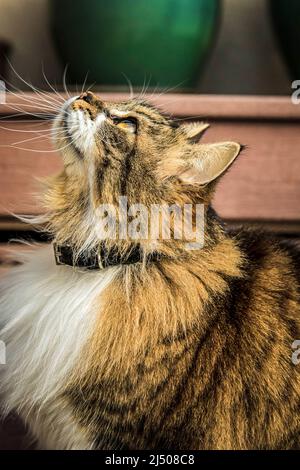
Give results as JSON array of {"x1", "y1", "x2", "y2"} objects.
[
  {"x1": 77, "y1": 91, "x2": 104, "y2": 108},
  {"x1": 73, "y1": 91, "x2": 104, "y2": 112},
  {"x1": 78, "y1": 91, "x2": 95, "y2": 104}
]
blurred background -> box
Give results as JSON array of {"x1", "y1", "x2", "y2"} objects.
[{"x1": 0, "y1": 0, "x2": 296, "y2": 94}]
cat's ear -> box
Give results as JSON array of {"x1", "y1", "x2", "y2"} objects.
[
  {"x1": 179, "y1": 142, "x2": 242, "y2": 185},
  {"x1": 181, "y1": 122, "x2": 209, "y2": 142}
]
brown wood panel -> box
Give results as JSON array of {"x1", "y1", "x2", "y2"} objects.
[
  {"x1": 204, "y1": 121, "x2": 300, "y2": 220},
  {"x1": 0, "y1": 121, "x2": 61, "y2": 214},
  {"x1": 2, "y1": 92, "x2": 300, "y2": 120},
  {"x1": 0, "y1": 94, "x2": 299, "y2": 221},
  {"x1": 1, "y1": 120, "x2": 300, "y2": 220}
]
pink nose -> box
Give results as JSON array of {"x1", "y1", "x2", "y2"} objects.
[{"x1": 78, "y1": 91, "x2": 95, "y2": 104}]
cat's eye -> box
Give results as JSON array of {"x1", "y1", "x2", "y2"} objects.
[{"x1": 111, "y1": 116, "x2": 137, "y2": 134}]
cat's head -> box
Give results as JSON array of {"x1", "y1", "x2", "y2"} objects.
[{"x1": 47, "y1": 92, "x2": 242, "y2": 254}]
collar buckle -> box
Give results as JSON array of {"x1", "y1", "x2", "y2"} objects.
[
  {"x1": 53, "y1": 242, "x2": 64, "y2": 266},
  {"x1": 97, "y1": 251, "x2": 104, "y2": 269}
]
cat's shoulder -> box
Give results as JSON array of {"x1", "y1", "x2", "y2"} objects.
[{"x1": 229, "y1": 225, "x2": 300, "y2": 272}]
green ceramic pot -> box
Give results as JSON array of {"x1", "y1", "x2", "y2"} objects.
[
  {"x1": 50, "y1": 0, "x2": 220, "y2": 89},
  {"x1": 270, "y1": 0, "x2": 300, "y2": 80}
]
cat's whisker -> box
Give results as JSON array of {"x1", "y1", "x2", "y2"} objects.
[
  {"x1": 146, "y1": 83, "x2": 160, "y2": 102},
  {"x1": 5, "y1": 87, "x2": 61, "y2": 111},
  {"x1": 7, "y1": 65, "x2": 62, "y2": 112},
  {"x1": 11, "y1": 135, "x2": 55, "y2": 146},
  {"x1": 12, "y1": 125, "x2": 67, "y2": 136},
  {"x1": 6, "y1": 60, "x2": 63, "y2": 109},
  {"x1": 136, "y1": 76, "x2": 146, "y2": 102},
  {"x1": 142, "y1": 76, "x2": 151, "y2": 99},
  {"x1": 137, "y1": 75, "x2": 148, "y2": 101},
  {"x1": 42, "y1": 65, "x2": 66, "y2": 105},
  {"x1": 0, "y1": 115, "x2": 50, "y2": 122},
  {"x1": 141, "y1": 75, "x2": 153, "y2": 101},
  {"x1": 0, "y1": 124, "x2": 63, "y2": 134},
  {"x1": 81, "y1": 72, "x2": 90, "y2": 95},
  {"x1": 4, "y1": 90, "x2": 61, "y2": 113},
  {"x1": 2, "y1": 106, "x2": 55, "y2": 120},
  {"x1": 174, "y1": 115, "x2": 208, "y2": 122},
  {"x1": 3, "y1": 140, "x2": 75, "y2": 153},
  {"x1": 5, "y1": 99, "x2": 59, "y2": 114},
  {"x1": 122, "y1": 73, "x2": 134, "y2": 100},
  {"x1": 5, "y1": 101, "x2": 56, "y2": 112},
  {"x1": 85, "y1": 82, "x2": 96, "y2": 95},
  {"x1": 63, "y1": 65, "x2": 71, "y2": 99},
  {"x1": 2, "y1": 107, "x2": 54, "y2": 120},
  {"x1": 3, "y1": 76, "x2": 62, "y2": 109},
  {"x1": 4, "y1": 90, "x2": 57, "y2": 110},
  {"x1": 151, "y1": 97, "x2": 190, "y2": 118},
  {"x1": 10, "y1": 127, "x2": 70, "y2": 146},
  {"x1": 150, "y1": 80, "x2": 187, "y2": 100},
  {"x1": 5, "y1": 96, "x2": 66, "y2": 116}
]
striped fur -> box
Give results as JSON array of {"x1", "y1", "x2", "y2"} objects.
[{"x1": 0, "y1": 93, "x2": 300, "y2": 449}]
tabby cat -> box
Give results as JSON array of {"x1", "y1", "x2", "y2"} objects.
[{"x1": 0, "y1": 92, "x2": 300, "y2": 450}]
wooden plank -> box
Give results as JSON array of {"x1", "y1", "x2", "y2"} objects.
[
  {"x1": 1, "y1": 93, "x2": 300, "y2": 121},
  {"x1": 226, "y1": 220, "x2": 300, "y2": 235},
  {"x1": 0, "y1": 120, "x2": 61, "y2": 215},
  {"x1": 2, "y1": 218, "x2": 300, "y2": 236},
  {"x1": 0, "y1": 120, "x2": 300, "y2": 220},
  {"x1": 0, "y1": 218, "x2": 35, "y2": 231},
  {"x1": 204, "y1": 121, "x2": 300, "y2": 221},
  {"x1": 0, "y1": 94, "x2": 300, "y2": 221}
]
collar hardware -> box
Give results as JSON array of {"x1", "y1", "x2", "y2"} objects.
[{"x1": 53, "y1": 242, "x2": 164, "y2": 270}]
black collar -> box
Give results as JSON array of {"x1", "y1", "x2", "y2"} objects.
[{"x1": 53, "y1": 242, "x2": 163, "y2": 270}]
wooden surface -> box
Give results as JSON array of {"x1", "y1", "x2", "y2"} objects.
[
  {"x1": 1, "y1": 121, "x2": 300, "y2": 220},
  {"x1": 0, "y1": 93, "x2": 300, "y2": 221},
  {"x1": 2, "y1": 92, "x2": 300, "y2": 120}
]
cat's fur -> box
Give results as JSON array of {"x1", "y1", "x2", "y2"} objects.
[{"x1": 0, "y1": 92, "x2": 300, "y2": 449}]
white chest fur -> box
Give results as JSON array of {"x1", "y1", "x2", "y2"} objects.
[{"x1": 0, "y1": 245, "x2": 118, "y2": 447}]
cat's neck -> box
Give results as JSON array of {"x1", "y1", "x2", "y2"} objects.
[{"x1": 70, "y1": 229, "x2": 243, "y2": 384}]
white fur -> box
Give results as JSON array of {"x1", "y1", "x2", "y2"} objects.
[
  {"x1": 67, "y1": 109, "x2": 98, "y2": 155},
  {"x1": 95, "y1": 113, "x2": 106, "y2": 126},
  {"x1": 65, "y1": 109, "x2": 109, "y2": 254},
  {"x1": 0, "y1": 244, "x2": 119, "y2": 448},
  {"x1": 66, "y1": 109, "x2": 106, "y2": 157}
]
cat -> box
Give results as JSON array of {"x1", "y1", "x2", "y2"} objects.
[{"x1": 0, "y1": 91, "x2": 300, "y2": 449}]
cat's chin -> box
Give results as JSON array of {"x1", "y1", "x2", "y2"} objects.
[{"x1": 63, "y1": 128, "x2": 84, "y2": 160}]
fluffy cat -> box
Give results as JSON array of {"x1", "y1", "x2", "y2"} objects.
[{"x1": 0, "y1": 92, "x2": 300, "y2": 449}]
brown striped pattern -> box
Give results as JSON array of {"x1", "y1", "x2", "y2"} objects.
[
  {"x1": 45, "y1": 96, "x2": 300, "y2": 449},
  {"x1": 63, "y1": 221, "x2": 300, "y2": 449}
]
